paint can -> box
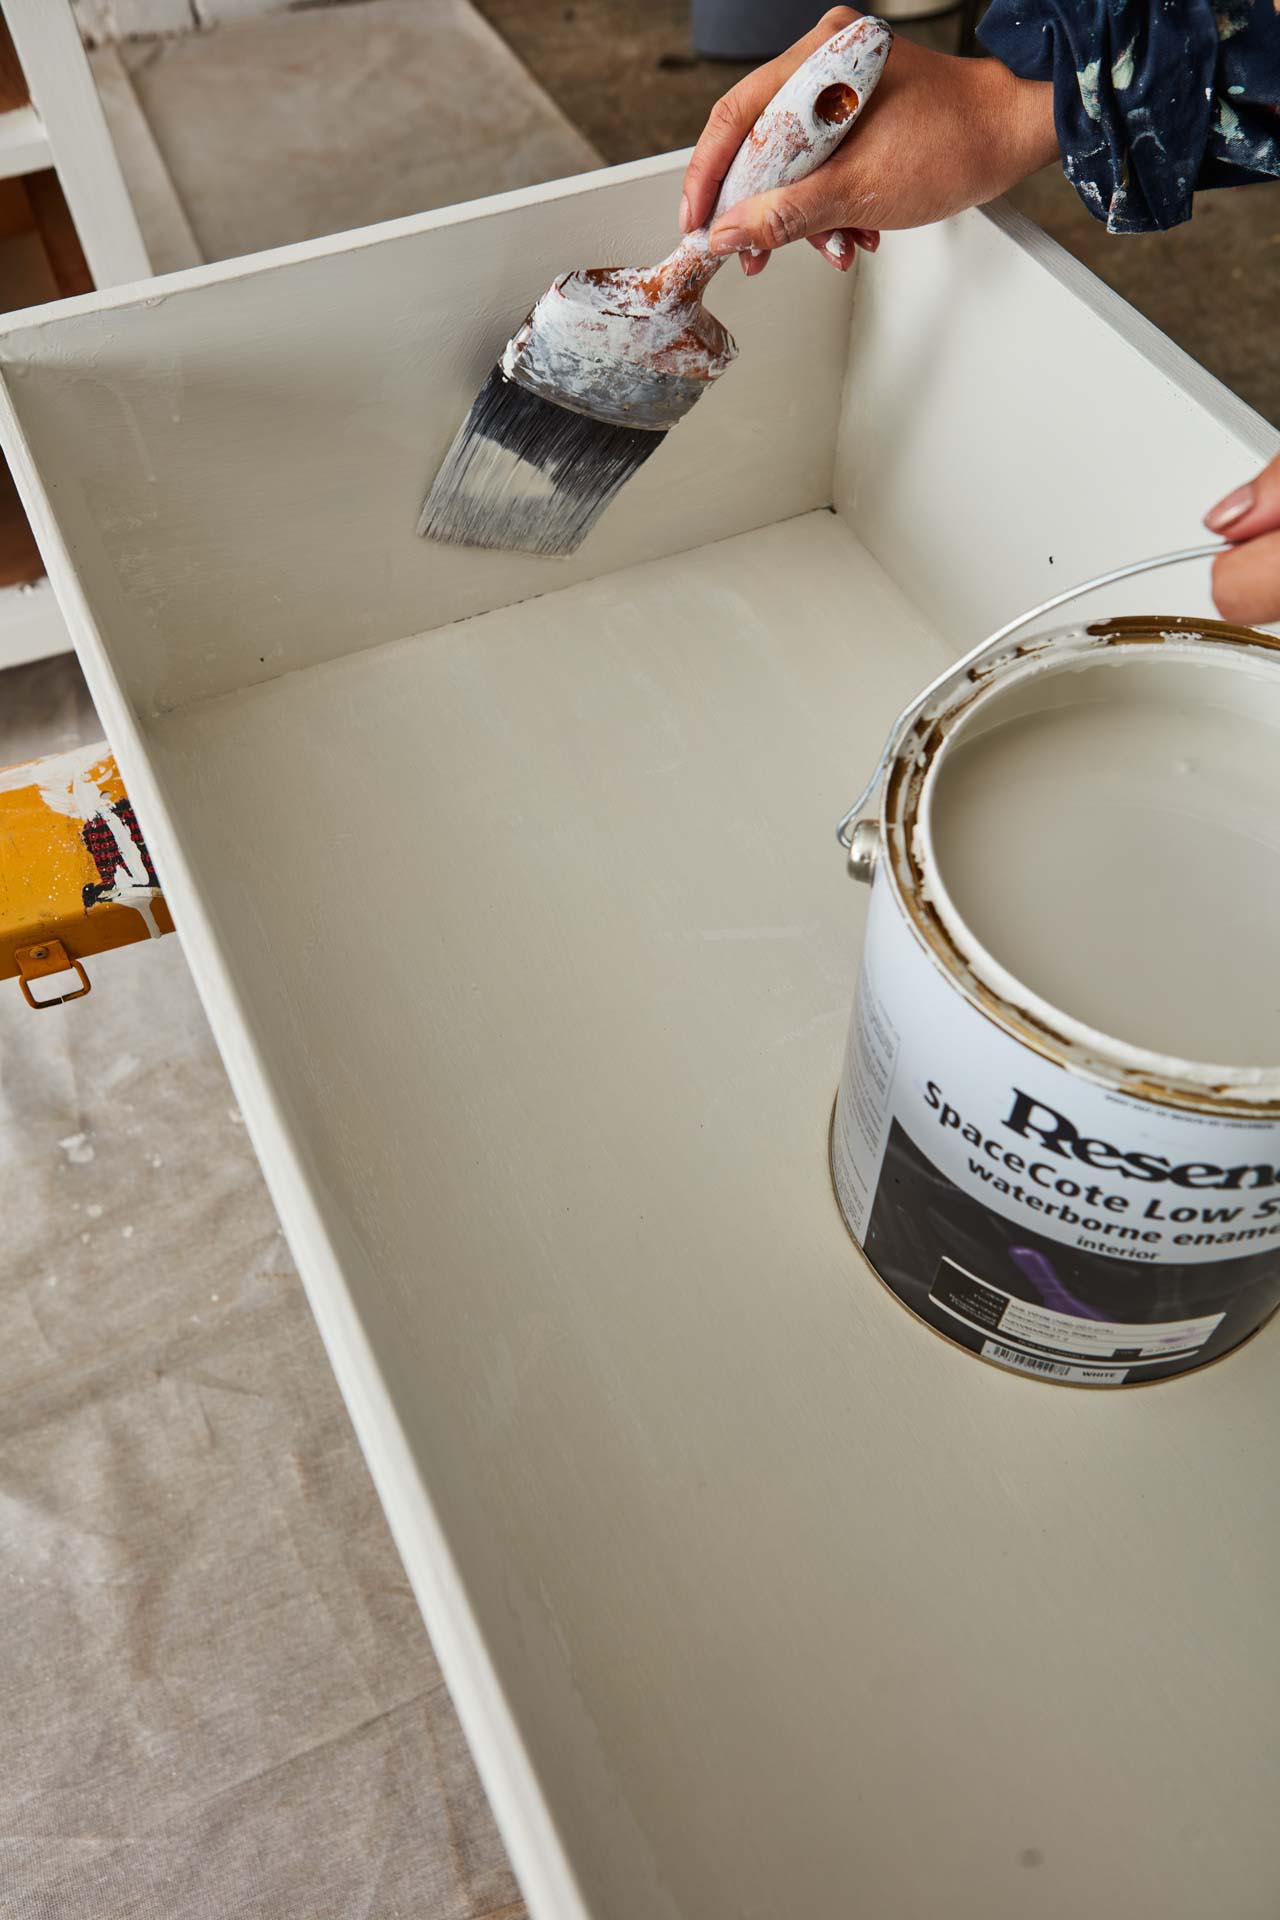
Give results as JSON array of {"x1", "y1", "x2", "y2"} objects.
[{"x1": 831, "y1": 582, "x2": 1280, "y2": 1387}]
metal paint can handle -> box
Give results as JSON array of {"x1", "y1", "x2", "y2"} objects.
[{"x1": 835, "y1": 541, "x2": 1228, "y2": 858}]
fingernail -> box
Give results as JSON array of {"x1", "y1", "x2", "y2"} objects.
[
  {"x1": 1206, "y1": 483, "x2": 1254, "y2": 532},
  {"x1": 824, "y1": 232, "x2": 849, "y2": 264},
  {"x1": 679, "y1": 193, "x2": 690, "y2": 233},
  {"x1": 709, "y1": 226, "x2": 747, "y2": 256}
]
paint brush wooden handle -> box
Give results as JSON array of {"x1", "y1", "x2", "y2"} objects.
[{"x1": 659, "y1": 15, "x2": 893, "y2": 302}]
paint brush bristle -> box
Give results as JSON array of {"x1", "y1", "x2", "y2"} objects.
[
  {"x1": 418, "y1": 368, "x2": 666, "y2": 558},
  {"x1": 418, "y1": 20, "x2": 892, "y2": 556}
]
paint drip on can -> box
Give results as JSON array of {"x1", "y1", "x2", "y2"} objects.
[{"x1": 831, "y1": 611, "x2": 1280, "y2": 1387}]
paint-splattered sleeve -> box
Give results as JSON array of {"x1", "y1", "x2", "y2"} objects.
[{"x1": 978, "y1": 2, "x2": 1280, "y2": 233}]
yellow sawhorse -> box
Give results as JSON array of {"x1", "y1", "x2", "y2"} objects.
[{"x1": 0, "y1": 742, "x2": 171, "y2": 1007}]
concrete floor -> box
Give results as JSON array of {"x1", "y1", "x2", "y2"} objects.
[
  {"x1": 474, "y1": 0, "x2": 1280, "y2": 427},
  {"x1": 116, "y1": 0, "x2": 597, "y2": 258}
]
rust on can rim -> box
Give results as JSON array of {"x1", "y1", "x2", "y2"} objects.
[
  {"x1": 831, "y1": 606, "x2": 1280, "y2": 1389},
  {"x1": 879, "y1": 615, "x2": 1280, "y2": 1120}
]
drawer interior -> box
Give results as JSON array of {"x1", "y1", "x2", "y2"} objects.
[
  {"x1": 133, "y1": 502, "x2": 959, "y2": 1920},
  {"x1": 0, "y1": 162, "x2": 858, "y2": 718},
  {"x1": 1, "y1": 160, "x2": 1278, "y2": 1920}
]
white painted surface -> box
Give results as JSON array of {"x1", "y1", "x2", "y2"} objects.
[
  {"x1": 72, "y1": 0, "x2": 454, "y2": 34},
  {"x1": 143, "y1": 514, "x2": 961, "y2": 1920},
  {"x1": 0, "y1": 577, "x2": 67, "y2": 670},
  {"x1": 0, "y1": 2, "x2": 156, "y2": 672},
  {"x1": 837, "y1": 202, "x2": 1280, "y2": 647},
  {"x1": 88, "y1": 42, "x2": 201, "y2": 274},
  {"x1": 0, "y1": 104, "x2": 50, "y2": 179},
  {"x1": 4, "y1": 0, "x2": 149, "y2": 287},
  {"x1": 73, "y1": 0, "x2": 380, "y2": 31},
  {"x1": 188, "y1": 0, "x2": 274, "y2": 19},
  {"x1": 73, "y1": 0, "x2": 288, "y2": 31},
  {"x1": 2, "y1": 161, "x2": 1280, "y2": 1920},
  {"x1": 0, "y1": 159, "x2": 855, "y2": 713},
  {"x1": 74, "y1": 0, "x2": 195, "y2": 40},
  {"x1": 926, "y1": 644, "x2": 1280, "y2": 1067}
]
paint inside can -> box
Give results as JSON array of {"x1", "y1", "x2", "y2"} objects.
[
  {"x1": 925, "y1": 646, "x2": 1280, "y2": 1066},
  {"x1": 832, "y1": 617, "x2": 1280, "y2": 1387}
]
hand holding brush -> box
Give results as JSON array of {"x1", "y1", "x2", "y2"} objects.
[{"x1": 419, "y1": 14, "x2": 893, "y2": 559}]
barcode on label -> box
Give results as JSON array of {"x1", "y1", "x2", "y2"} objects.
[
  {"x1": 986, "y1": 1341, "x2": 1071, "y2": 1377},
  {"x1": 981, "y1": 1340, "x2": 1130, "y2": 1386}
]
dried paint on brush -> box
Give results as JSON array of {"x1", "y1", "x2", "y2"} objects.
[
  {"x1": 418, "y1": 17, "x2": 893, "y2": 558},
  {"x1": 423, "y1": 368, "x2": 668, "y2": 559}
]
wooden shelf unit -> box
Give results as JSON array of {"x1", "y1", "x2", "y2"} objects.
[{"x1": 0, "y1": 0, "x2": 149, "y2": 669}]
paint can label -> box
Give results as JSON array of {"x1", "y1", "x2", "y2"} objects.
[{"x1": 833, "y1": 876, "x2": 1280, "y2": 1383}]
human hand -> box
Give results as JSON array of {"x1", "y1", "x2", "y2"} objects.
[
  {"x1": 680, "y1": 7, "x2": 1058, "y2": 276},
  {"x1": 1207, "y1": 454, "x2": 1280, "y2": 626}
]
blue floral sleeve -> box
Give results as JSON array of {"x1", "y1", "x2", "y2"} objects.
[{"x1": 978, "y1": 1, "x2": 1280, "y2": 233}]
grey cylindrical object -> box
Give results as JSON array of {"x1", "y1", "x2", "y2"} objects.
[
  {"x1": 692, "y1": 0, "x2": 827, "y2": 60},
  {"x1": 870, "y1": 0, "x2": 960, "y2": 16},
  {"x1": 692, "y1": 0, "x2": 957, "y2": 58}
]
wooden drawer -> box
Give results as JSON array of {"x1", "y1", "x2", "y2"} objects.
[{"x1": 1, "y1": 156, "x2": 1277, "y2": 1920}]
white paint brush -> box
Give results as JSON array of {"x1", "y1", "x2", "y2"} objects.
[{"x1": 419, "y1": 16, "x2": 892, "y2": 558}]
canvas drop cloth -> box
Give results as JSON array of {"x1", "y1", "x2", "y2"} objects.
[
  {"x1": 0, "y1": 4, "x2": 607, "y2": 1901},
  {"x1": 111, "y1": 0, "x2": 601, "y2": 262},
  {"x1": 0, "y1": 691, "x2": 529, "y2": 1914}
]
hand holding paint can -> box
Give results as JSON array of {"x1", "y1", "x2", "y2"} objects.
[{"x1": 831, "y1": 554, "x2": 1280, "y2": 1386}]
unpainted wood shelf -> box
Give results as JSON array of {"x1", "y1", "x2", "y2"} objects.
[
  {"x1": 0, "y1": 167, "x2": 92, "y2": 595},
  {"x1": 0, "y1": 1, "x2": 151, "y2": 665}
]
